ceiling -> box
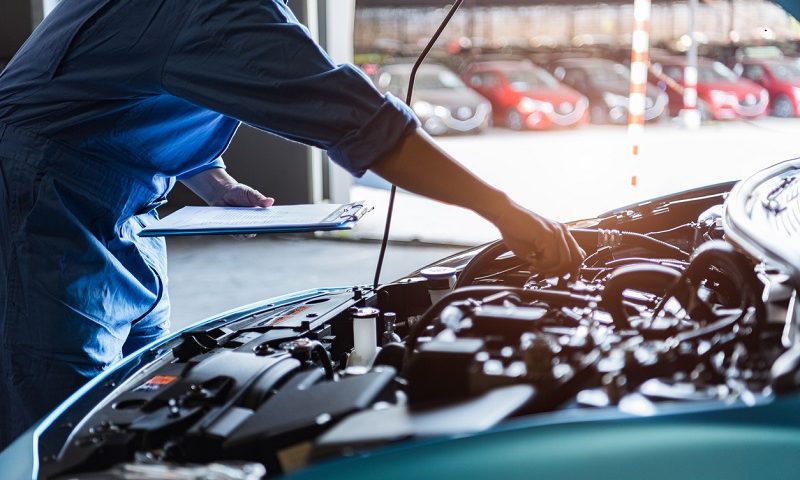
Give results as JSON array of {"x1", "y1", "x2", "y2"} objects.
[{"x1": 357, "y1": 0, "x2": 676, "y2": 7}]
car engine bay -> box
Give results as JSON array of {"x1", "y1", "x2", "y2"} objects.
[{"x1": 40, "y1": 161, "x2": 800, "y2": 480}]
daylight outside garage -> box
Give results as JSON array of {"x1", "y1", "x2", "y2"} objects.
[{"x1": 349, "y1": 0, "x2": 800, "y2": 245}]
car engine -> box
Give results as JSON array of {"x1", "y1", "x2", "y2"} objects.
[{"x1": 40, "y1": 166, "x2": 800, "y2": 479}]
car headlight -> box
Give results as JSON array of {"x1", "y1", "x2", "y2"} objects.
[
  {"x1": 518, "y1": 97, "x2": 553, "y2": 114},
  {"x1": 794, "y1": 87, "x2": 800, "y2": 102},
  {"x1": 602, "y1": 92, "x2": 628, "y2": 108},
  {"x1": 412, "y1": 101, "x2": 433, "y2": 117},
  {"x1": 709, "y1": 90, "x2": 733, "y2": 105},
  {"x1": 433, "y1": 105, "x2": 450, "y2": 118}
]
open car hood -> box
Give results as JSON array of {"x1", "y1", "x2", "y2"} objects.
[{"x1": 4, "y1": 156, "x2": 800, "y2": 480}]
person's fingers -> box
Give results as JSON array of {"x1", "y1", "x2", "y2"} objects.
[
  {"x1": 221, "y1": 185, "x2": 275, "y2": 207},
  {"x1": 562, "y1": 225, "x2": 585, "y2": 268},
  {"x1": 246, "y1": 187, "x2": 274, "y2": 208},
  {"x1": 527, "y1": 226, "x2": 563, "y2": 274},
  {"x1": 548, "y1": 225, "x2": 573, "y2": 274}
]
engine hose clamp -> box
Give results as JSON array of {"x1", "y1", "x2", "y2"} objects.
[{"x1": 597, "y1": 229, "x2": 623, "y2": 249}]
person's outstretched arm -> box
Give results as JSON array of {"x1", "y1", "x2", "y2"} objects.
[
  {"x1": 371, "y1": 129, "x2": 584, "y2": 275},
  {"x1": 162, "y1": 2, "x2": 581, "y2": 273}
]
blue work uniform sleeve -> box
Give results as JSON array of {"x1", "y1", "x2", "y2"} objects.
[
  {"x1": 161, "y1": 0, "x2": 419, "y2": 177},
  {"x1": 176, "y1": 157, "x2": 226, "y2": 181}
]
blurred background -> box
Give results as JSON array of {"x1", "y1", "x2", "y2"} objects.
[
  {"x1": 350, "y1": 0, "x2": 800, "y2": 246},
  {"x1": 1, "y1": 0, "x2": 798, "y2": 327}
]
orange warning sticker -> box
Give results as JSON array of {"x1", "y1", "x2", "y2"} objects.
[
  {"x1": 270, "y1": 305, "x2": 311, "y2": 326},
  {"x1": 147, "y1": 375, "x2": 177, "y2": 386},
  {"x1": 135, "y1": 375, "x2": 177, "y2": 392}
]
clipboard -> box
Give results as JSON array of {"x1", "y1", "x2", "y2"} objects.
[{"x1": 139, "y1": 202, "x2": 372, "y2": 237}]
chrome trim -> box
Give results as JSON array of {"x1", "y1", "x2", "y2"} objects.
[
  {"x1": 732, "y1": 92, "x2": 769, "y2": 117},
  {"x1": 546, "y1": 97, "x2": 588, "y2": 126},
  {"x1": 440, "y1": 102, "x2": 491, "y2": 131},
  {"x1": 644, "y1": 93, "x2": 668, "y2": 121}
]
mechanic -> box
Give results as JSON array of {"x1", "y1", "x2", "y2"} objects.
[{"x1": 0, "y1": 0, "x2": 583, "y2": 448}]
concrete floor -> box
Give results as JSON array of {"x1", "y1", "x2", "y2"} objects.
[{"x1": 166, "y1": 235, "x2": 459, "y2": 330}]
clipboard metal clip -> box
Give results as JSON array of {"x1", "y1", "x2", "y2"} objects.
[{"x1": 338, "y1": 202, "x2": 373, "y2": 223}]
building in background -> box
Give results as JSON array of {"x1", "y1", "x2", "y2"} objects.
[{"x1": 354, "y1": 0, "x2": 799, "y2": 57}]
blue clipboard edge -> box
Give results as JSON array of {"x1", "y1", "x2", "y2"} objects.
[
  {"x1": 138, "y1": 201, "x2": 371, "y2": 238},
  {"x1": 138, "y1": 222, "x2": 357, "y2": 238}
]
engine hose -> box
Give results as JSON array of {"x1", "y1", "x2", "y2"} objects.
[
  {"x1": 312, "y1": 343, "x2": 336, "y2": 381},
  {"x1": 654, "y1": 240, "x2": 766, "y2": 325},
  {"x1": 601, "y1": 264, "x2": 683, "y2": 329},
  {"x1": 582, "y1": 246, "x2": 614, "y2": 268},
  {"x1": 571, "y1": 229, "x2": 691, "y2": 261},
  {"x1": 672, "y1": 311, "x2": 742, "y2": 345},
  {"x1": 457, "y1": 229, "x2": 689, "y2": 288},
  {"x1": 455, "y1": 240, "x2": 515, "y2": 288},
  {"x1": 646, "y1": 223, "x2": 696, "y2": 239},
  {"x1": 603, "y1": 257, "x2": 689, "y2": 269},
  {"x1": 404, "y1": 285, "x2": 598, "y2": 358}
]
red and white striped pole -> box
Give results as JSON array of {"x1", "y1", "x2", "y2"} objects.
[
  {"x1": 628, "y1": 0, "x2": 651, "y2": 188},
  {"x1": 681, "y1": 0, "x2": 702, "y2": 129}
]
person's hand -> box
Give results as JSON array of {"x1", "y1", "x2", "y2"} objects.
[
  {"x1": 209, "y1": 182, "x2": 274, "y2": 208},
  {"x1": 180, "y1": 168, "x2": 274, "y2": 208},
  {"x1": 209, "y1": 182, "x2": 274, "y2": 240},
  {"x1": 493, "y1": 203, "x2": 585, "y2": 276}
]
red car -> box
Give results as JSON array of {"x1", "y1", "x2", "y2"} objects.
[
  {"x1": 652, "y1": 56, "x2": 769, "y2": 121},
  {"x1": 463, "y1": 60, "x2": 589, "y2": 130},
  {"x1": 739, "y1": 58, "x2": 800, "y2": 117}
]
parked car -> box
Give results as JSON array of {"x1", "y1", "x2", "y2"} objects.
[
  {"x1": 372, "y1": 63, "x2": 491, "y2": 136},
  {"x1": 651, "y1": 56, "x2": 769, "y2": 121},
  {"x1": 549, "y1": 57, "x2": 669, "y2": 124},
  {"x1": 463, "y1": 60, "x2": 589, "y2": 130},
  {"x1": 4, "y1": 157, "x2": 800, "y2": 480},
  {"x1": 738, "y1": 58, "x2": 800, "y2": 117}
]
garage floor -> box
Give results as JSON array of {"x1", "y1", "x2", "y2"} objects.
[{"x1": 166, "y1": 235, "x2": 460, "y2": 330}]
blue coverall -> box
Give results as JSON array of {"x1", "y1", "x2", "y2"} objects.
[{"x1": 0, "y1": 0, "x2": 418, "y2": 448}]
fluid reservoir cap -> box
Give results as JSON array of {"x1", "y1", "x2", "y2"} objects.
[
  {"x1": 419, "y1": 266, "x2": 457, "y2": 280},
  {"x1": 352, "y1": 307, "x2": 380, "y2": 319}
]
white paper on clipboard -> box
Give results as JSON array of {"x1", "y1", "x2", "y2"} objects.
[{"x1": 139, "y1": 202, "x2": 370, "y2": 237}]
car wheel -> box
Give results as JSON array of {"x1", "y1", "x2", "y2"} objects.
[
  {"x1": 505, "y1": 109, "x2": 524, "y2": 130},
  {"x1": 655, "y1": 109, "x2": 671, "y2": 123},
  {"x1": 772, "y1": 95, "x2": 794, "y2": 118},
  {"x1": 590, "y1": 106, "x2": 608, "y2": 124}
]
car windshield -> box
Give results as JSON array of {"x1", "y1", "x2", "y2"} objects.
[
  {"x1": 504, "y1": 67, "x2": 560, "y2": 91},
  {"x1": 586, "y1": 63, "x2": 630, "y2": 85},
  {"x1": 768, "y1": 62, "x2": 800, "y2": 81},
  {"x1": 414, "y1": 68, "x2": 467, "y2": 90},
  {"x1": 698, "y1": 62, "x2": 740, "y2": 82}
]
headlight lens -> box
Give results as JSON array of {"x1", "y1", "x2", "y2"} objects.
[
  {"x1": 412, "y1": 101, "x2": 433, "y2": 117},
  {"x1": 793, "y1": 87, "x2": 800, "y2": 102},
  {"x1": 433, "y1": 105, "x2": 450, "y2": 118},
  {"x1": 518, "y1": 97, "x2": 553, "y2": 113},
  {"x1": 709, "y1": 90, "x2": 736, "y2": 105},
  {"x1": 602, "y1": 92, "x2": 628, "y2": 107}
]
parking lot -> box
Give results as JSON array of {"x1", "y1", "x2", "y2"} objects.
[{"x1": 352, "y1": 117, "x2": 800, "y2": 244}]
